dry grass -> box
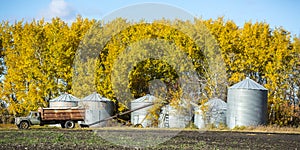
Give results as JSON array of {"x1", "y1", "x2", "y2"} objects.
[
  {"x1": 1, "y1": 123, "x2": 300, "y2": 134},
  {"x1": 186, "y1": 124, "x2": 300, "y2": 134},
  {"x1": 0, "y1": 124, "x2": 16, "y2": 130},
  {"x1": 233, "y1": 125, "x2": 300, "y2": 134}
]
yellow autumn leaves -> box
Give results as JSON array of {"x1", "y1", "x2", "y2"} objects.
[{"x1": 0, "y1": 16, "x2": 299, "y2": 126}]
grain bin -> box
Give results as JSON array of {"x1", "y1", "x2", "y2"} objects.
[
  {"x1": 227, "y1": 77, "x2": 268, "y2": 129},
  {"x1": 49, "y1": 93, "x2": 80, "y2": 108},
  {"x1": 80, "y1": 92, "x2": 114, "y2": 127},
  {"x1": 131, "y1": 94, "x2": 155, "y2": 127},
  {"x1": 194, "y1": 98, "x2": 227, "y2": 128},
  {"x1": 159, "y1": 104, "x2": 192, "y2": 128}
]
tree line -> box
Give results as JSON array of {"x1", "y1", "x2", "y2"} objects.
[{"x1": 0, "y1": 16, "x2": 299, "y2": 126}]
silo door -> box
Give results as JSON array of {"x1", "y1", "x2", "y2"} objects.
[{"x1": 133, "y1": 115, "x2": 139, "y2": 125}]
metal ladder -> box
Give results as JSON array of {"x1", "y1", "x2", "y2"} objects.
[{"x1": 164, "y1": 114, "x2": 169, "y2": 128}]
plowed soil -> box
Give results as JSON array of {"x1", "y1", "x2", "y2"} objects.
[{"x1": 0, "y1": 128, "x2": 299, "y2": 149}]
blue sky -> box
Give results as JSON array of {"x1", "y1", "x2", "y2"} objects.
[{"x1": 1, "y1": 0, "x2": 300, "y2": 35}]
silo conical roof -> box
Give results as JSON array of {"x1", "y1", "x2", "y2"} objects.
[
  {"x1": 132, "y1": 94, "x2": 156, "y2": 103},
  {"x1": 81, "y1": 92, "x2": 111, "y2": 102},
  {"x1": 205, "y1": 98, "x2": 227, "y2": 109},
  {"x1": 49, "y1": 93, "x2": 80, "y2": 102},
  {"x1": 230, "y1": 77, "x2": 267, "y2": 90},
  {"x1": 194, "y1": 98, "x2": 227, "y2": 111}
]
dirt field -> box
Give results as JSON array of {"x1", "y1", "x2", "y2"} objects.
[{"x1": 0, "y1": 128, "x2": 299, "y2": 149}]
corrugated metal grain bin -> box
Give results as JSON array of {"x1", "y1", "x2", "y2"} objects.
[
  {"x1": 158, "y1": 104, "x2": 192, "y2": 128},
  {"x1": 80, "y1": 92, "x2": 114, "y2": 127},
  {"x1": 227, "y1": 77, "x2": 268, "y2": 129},
  {"x1": 49, "y1": 93, "x2": 80, "y2": 108},
  {"x1": 194, "y1": 98, "x2": 227, "y2": 128},
  {"x1": 131, "y1": 94, "x2": 155, "y2": 127}
]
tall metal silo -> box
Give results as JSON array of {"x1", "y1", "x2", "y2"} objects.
[
  {"x1": 158, "y1": 104, "x2": 192, "y2": 128},
  {"x1": 49, "y1": 93, "x2": 80, "y2": 108},
  {"x1": 227, "y1": 77, "x2": 268, "y2": 129},
  {"x1": 80, "y1": 92, "x2": 114, "y2": 127},
  {"x1": 131, "y1": 94, "x2": 155, "y2": 127},
  {"x1": 194, "y1": 98, "x2": 227, "y2": 129}
]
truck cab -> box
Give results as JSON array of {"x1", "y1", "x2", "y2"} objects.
[{"x1": 15, "y1": 111, "x2": 41, "y2": 129}]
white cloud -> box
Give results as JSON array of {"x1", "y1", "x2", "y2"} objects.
[{"x1": 41, "y1": 0, "x2": 77, "y2": 20}]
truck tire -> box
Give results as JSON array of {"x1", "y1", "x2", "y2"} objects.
[
  {"x1": 134, "y1": 124, "x2": 143, "y2": 128},
  {"x1": 64, "y1": 121, "x2": 75, "y2": 129},
  {"x1": 18, "y1": 121, "x2": 30, "y2": 129}
]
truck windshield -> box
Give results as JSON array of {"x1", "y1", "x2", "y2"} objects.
[
  {"x1": 27, "y1": 112, "x2": 33, "y2": 117},
  {"x1": 28, "y1": 112, "x2": 38, "y2": 118}
]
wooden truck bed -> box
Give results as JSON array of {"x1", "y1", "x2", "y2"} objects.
[{"x1": 38, "y1": 107, "x2": 85, "y2": 121}]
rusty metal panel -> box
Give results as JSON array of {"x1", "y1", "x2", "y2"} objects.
[{"x1": 39, "y1": 108, "x2": 85, "y2": 121}]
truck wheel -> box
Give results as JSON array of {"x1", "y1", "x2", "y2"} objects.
[
  {"x1": 64, "y1": 121, "x2": 75, "y2": 129},
  {"x1": 18, "y1": 121, "x2": 29, "y2": 129}
]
